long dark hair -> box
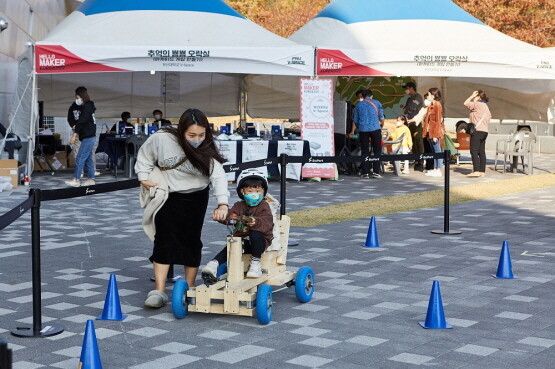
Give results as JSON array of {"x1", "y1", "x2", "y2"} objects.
[
  {"x1": 75, "y1": 86, "x2": 90, "y2": 103},
  {"x1": 162, "y1": 108, "x2": 225, "y2": 177},
  {"x1": 428, "y1": 87, "x2": 442, "y2": 101}
]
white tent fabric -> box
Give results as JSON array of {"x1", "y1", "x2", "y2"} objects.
[
  {"x1": 31, "y1": 0, "x2": 314, "y2": 118},
  {"x1": 289, "y1": 0, "x2": 555, "y2": 80},
  {"x1": 283, "y1": 0, "x2": 555, "y2": 122},
  {"x1": 36, "y1": 0, "x2": 313, "y2": 77},
  {"x1": 5, "y1": 0, "x2": 315, "y2": 176}
]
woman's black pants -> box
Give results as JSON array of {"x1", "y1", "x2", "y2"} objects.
[{"x1": 470, "y1": 131, "x2": 488, "y2": 172}]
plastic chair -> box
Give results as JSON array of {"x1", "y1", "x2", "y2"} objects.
[
  {"x1": 455, "y1": 132, "x2": 471, "y2": 164},
  {"x1": 381, "y1": 129, "x2": 390, "y2": 142},
  {"x1": 494, "y1": 131, "x2": 536, "y2": 174},
  {"x1": 381, "y1": 133, "x2": 405, "y2": 176},
  {"x1": 124, "y1": 134, "x2": 147, "y2": 178}
]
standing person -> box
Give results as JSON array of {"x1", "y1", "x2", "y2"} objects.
[
  {"x1": 65, "y1": 86, "x2": 97, "y2": 187},
  {"x1": 348, "y1": 89, "x2": 385, "y2": 178},
  {"x1": 67, "y1": 91, "x2": 84, "y2": 161},
  {"x1": 391, "y1": 115, "x2": 413, "y2": 174},
  {"x1": 422, "y1": 88, "x2": 445, "y2": 177},
  {"x1": 407, "y1": 92, "x2": 429, "y2": 170},
  {"x1": 464, "y1": 90, "x2": 491, "y2": 177},
  {"x1": 135, "y1": 108, "x2": 229, "y2": 308},
  {"x1": 400, "y1": 82, "x2": 423, "y2": 120},
  {"x1": 152, "y1": 110, "x2": 172, "y2": 128}
]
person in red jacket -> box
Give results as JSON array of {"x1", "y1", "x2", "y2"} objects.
[
  {"x1": 202, "y1": 169, "x2": 274, "y2": 280},
  {"x1": 422, "y1": 87, "x2": 445, "y2": 177}
]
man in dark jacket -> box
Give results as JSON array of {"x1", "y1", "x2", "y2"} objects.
[{"x1": 152, "y1": 110, "x2": 172, "y2": 129}]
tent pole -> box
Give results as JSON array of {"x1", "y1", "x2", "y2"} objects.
[
  {"x1": 163, "y1": 72, "x2": 167, "y2": 115},
  {"x1": 27, "y1": 47, "x2": 37, "y2": 179},
  {"x1": 239, "y1": 74, "x2": 247, "y2": 131}
]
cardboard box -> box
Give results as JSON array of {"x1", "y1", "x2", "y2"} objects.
[
  {"x1": 0, "y1": 159, "x2": 21, "y2": 188},
  {"x1": 33, "y1": 151, "x2": 75, "y2": 172}
]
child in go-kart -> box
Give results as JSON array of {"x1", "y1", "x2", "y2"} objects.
[{"x1": 201, "y1": 169, "x2": 274, "y2": 280}]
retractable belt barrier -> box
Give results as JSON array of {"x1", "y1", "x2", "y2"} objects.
[
  {"x1": 0, "y1": 196, "x2": 33, "y2": 232},
  {"x1": 0, "y1": 150, "x2": 455, "y2": 339}
]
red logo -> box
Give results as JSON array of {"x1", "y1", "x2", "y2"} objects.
[
  {"x1": 317, "y1": 49, "x2": 393, "y2": 76},
  {"x1": 35, "y1": 45, "x2": 126, "y2": 73}
]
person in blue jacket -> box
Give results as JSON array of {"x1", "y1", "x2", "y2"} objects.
[{"x1": 348, "y1": 89, "x2": 385, "y2": 178}]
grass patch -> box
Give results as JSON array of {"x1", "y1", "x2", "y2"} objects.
[{"x1": 289, "y1": 173, "x2": 555, "y2": 227}]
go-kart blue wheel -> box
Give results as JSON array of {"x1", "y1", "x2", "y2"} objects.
[
  {"x1": 256, "y1": 284, "x2": 273, "y2": 325},
  {"x1": 295, "y1": 266, "x2": 314, "y2": 303},
  {"x1": 172, "y1": 280, "x2": 189, "y2": 319},
  {"x1": 217, "y1": 262, "x2": 227, "y2": 277}
]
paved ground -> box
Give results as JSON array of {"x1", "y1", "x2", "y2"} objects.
[{"x1": 0, "y1": 151, "x2": 554, "y2": 368}]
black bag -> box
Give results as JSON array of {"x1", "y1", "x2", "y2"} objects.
[{"x1": 466, "y1": 123, "x2": 476, "y2": 135}]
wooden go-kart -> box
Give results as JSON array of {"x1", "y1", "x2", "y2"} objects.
[{"x1": 171, "y1": 214, "x2": 315, "y2": 325}]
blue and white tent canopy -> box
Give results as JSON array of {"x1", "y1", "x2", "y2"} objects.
[
  {"x1": 290, "y1": 0, "x2": 555, "y2": 79},
  {"x1": 36, "y1": 0, "x2": 313, "y2": 76},
  {"x1": 33, "y1": 0, "x2": 314, "y2": 117}
]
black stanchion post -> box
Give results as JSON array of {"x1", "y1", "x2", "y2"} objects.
[
  {"x1": 12, "y1": 189, "x2": 64, "y2": 338},
  {"x1": 279, "y1": 153, "x2": 287, "y2": 218},
  {"x1": 280, "y1": 154, "x2": 299, "y2": 247},
  {"x1": 432, "y1": 150, "x2": 461, "y2": 235},
  {"x1": 0, "y1": 341, "x2": 12, "y2": 369}
]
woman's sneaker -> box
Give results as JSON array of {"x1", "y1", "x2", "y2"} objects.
[
  {"x1": 246, "y1": 260, "x2": 262, "y2": 278},
  {"x1": 144, "y1": 290, "x2": 168, "y2": 308},
  {"x1": 81, "y1": 179, "x2": 95, "y2": 186},
  {"x1": 65, "y1": 179, "x2": 81, "y2": 187}
]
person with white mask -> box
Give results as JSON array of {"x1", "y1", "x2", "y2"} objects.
[
  {"x1": 400, "y1": 82, "x2": 423, "y2": 120},
  {"x1": 391, "y1": 115, "x2": 413, "y2": 174},
  {"x1": 135, "y1": 108, "x2": 229, "y2": 308},
  {"x1": 152, "y1": 110, "x2": 172, "y2": 129},
  {"x1": 422, "y1": 88, "x2": 445, "y2": 177},
  {"x1": 407, "y1": 92, "x2": 430, "y2": 170},
  {"x1": 65, "y1": 86, "x2": 97, "y2": 187}
]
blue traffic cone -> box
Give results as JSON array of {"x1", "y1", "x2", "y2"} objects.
[
  {"x1": 419, "y1": 280, "x2": 452, "y2": 329},
  {"x1": 493, "y1": 241, "x2": 516, "y2": 279},
  {"x1": 97, "y1": 274, "x2": 127, "y2": 320},
  {"x1": 363, "y1": 216, "x2": 380, "y2": 247},
  {"x1": 79, "y1": 320, "x2": 103, "y2": 369}
]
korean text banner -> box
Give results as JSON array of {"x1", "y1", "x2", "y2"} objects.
[
  {"x1": 35, "y1": 44, "x2": 313, "y2": 76},
  {"x1": 300, "y1": 78, "x2": 335, "y2": 179}
]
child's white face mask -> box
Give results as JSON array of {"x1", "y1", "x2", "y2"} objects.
[
  {"x1": 424, "y1": 100, "x2": 432, "y2": 107},
  {"x1": 396, "y1": 121, "x2": 404, "y2": 127}
]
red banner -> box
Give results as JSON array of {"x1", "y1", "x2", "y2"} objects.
[
  {"x1": 35, "y1": 45, "x2": 126, "y2": 74},
  {"x1": 317, "y1": 49, "x2": 393, "y2": 76}
]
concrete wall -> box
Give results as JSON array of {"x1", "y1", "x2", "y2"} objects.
[{"x1": 0, "y1": 0, "x2": 78, "y2": 125}]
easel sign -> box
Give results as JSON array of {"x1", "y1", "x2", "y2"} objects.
[
  {"x1": 300, "y1": 78, "x2": 335, "y2": 178},
  {"x1": 216, "y1": 140, "x2": 238, "y2": 182}
]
